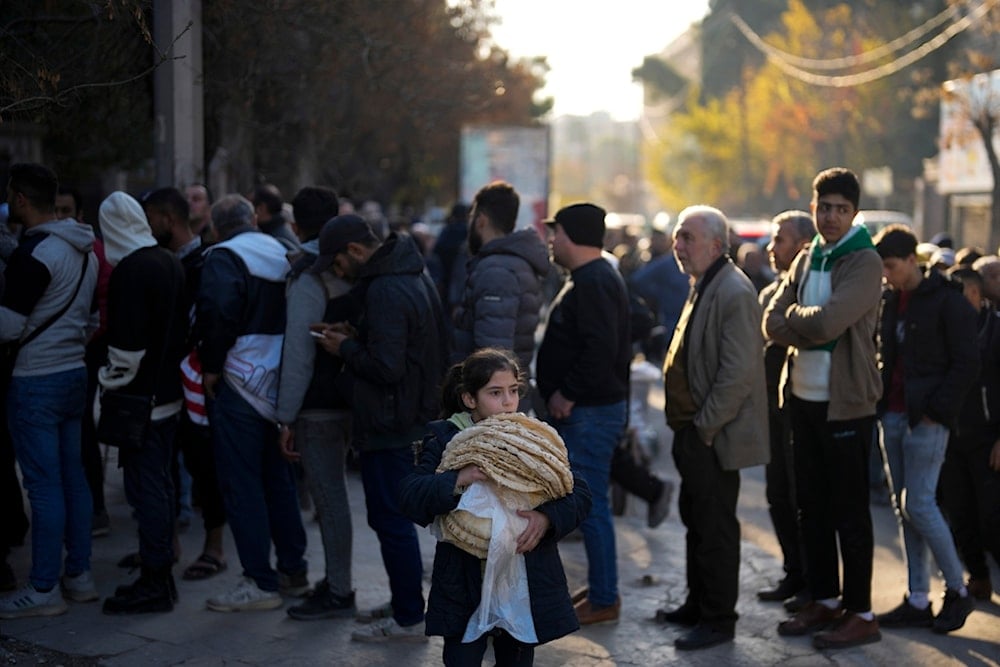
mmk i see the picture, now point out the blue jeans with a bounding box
[209,382,307,591]
[551,400,626,608]
[7,368,92,590]
[359,445,425,626]
[122,415,178,570]
[297,412,353,597]
[880,412,966,593]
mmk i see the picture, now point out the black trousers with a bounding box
[442,630,534,667]
[0,399,28,555]
[122,416,179,569]
[789,397,875,613]
[81,339,107,515]
[672,424,740,625]
[174,413,226,532]
[939,431,1000,580]
[765,407,805,583]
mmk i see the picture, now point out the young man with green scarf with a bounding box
[764,168,884,650]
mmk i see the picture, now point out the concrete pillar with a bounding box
[153,0,204,188]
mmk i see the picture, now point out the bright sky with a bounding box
[490,0,711,120]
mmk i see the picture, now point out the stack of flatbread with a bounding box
[436,413,574,558]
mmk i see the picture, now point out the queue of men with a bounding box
[0,162,997,658]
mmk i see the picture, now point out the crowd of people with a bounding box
[0,162,997,665]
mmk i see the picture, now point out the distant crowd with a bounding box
[0,163,996,665]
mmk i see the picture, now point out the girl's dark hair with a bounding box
[440,348,523,417]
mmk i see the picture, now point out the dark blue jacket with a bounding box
[877,268,979,428]
[399,418,591,643]
[337,233,448,448]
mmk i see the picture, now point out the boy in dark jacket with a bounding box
[873,225,979,634]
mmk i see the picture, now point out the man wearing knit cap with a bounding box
[97,191,187,614]
[536,202,631,625]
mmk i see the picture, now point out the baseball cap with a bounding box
[311,214,377,273]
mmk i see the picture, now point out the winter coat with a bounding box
[452,229,550,372]
[196,228,290,420]
[877,268,979,428]
[337,233,448,448]
[398,418,591,643]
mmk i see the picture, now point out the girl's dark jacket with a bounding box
[399,418,591,643]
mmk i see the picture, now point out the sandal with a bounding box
[182,553,228,581]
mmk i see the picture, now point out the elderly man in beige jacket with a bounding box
[657,205,769,651]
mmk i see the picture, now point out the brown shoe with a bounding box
[574,596,620,625]
[967,577,993,601]
[777,601,842,636]
[812,613,881,649]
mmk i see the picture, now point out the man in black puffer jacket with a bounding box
[452,182,549,389]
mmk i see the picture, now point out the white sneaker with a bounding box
[206,577,282,612]
[355,600,393,623]
[0,584,68,619]
[61,571,99,602]
[351,616,428,643]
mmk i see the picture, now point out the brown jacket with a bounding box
[763,243,882,421]
[676,260,769,470]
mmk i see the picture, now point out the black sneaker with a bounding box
[287,580,356,620]
[876,596,933,628]
[932,589,975,634]
[115,572,177,603]
[104,570,174,615]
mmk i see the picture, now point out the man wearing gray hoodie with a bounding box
[0,163,99,618]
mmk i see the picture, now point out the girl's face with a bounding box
[463,369,520,421]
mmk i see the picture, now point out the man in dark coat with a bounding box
[312,215,447,643]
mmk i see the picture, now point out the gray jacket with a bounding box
[0,219,98,376]
[452,228,549,371]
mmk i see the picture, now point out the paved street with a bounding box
[2,385,999,665]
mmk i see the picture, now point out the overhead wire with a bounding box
[730,4,959,71]
[730,0,999,87]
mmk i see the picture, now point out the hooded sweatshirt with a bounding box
[0,218,98,376]
[97,192,186,419]
[99,191,157,266]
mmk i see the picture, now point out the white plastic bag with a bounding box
[457,482,538,644]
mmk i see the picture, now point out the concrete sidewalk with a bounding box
[2,437,999,665]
